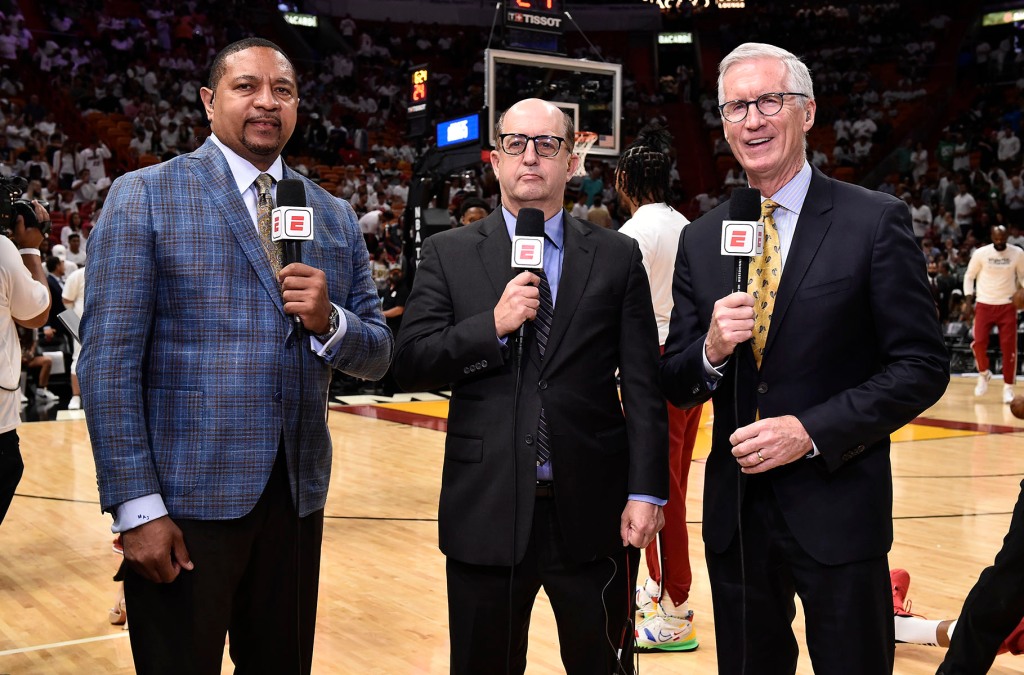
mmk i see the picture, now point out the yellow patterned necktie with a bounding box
[747,199,781,368]
[254,173,282,278]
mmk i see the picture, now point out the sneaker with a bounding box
[975,370,992,396]
[1005,385,1016,404]
[635,578,660,622]
[635,608,699,652]
[112,535,123,556]
[19,392,27,405]
[35,387,59,401]
[67,395,81,410]
[891,568,920,618]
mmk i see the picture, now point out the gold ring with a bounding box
[757,450,765,463]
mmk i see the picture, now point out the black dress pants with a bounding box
[938,479,1024,674]
[0,430,22,525]
[446,491,639,675]
[124,453,324,675]
[706,477,893,675]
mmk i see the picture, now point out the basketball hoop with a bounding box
[571,131,599,177]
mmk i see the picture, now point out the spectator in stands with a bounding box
[458,197,489,226]
[20,326,58,402]
[965,225,1024,403]
[1006,176,1024,226]
[587,195,613,228]
[910,193,933,242]
[77,142,112,191]
[911,141,930,183]
[71,169,98,205]
[955,182,979,238]
[580,164,604,206]
[998,125,1021,170]
[65,233,86,268]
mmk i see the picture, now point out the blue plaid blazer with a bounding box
[80,139,392,519]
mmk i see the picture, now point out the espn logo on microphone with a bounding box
[512,235,545,269]
[720,221,764,256]
[271,207,314,242]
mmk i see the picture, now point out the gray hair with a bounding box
[717,42,814,107]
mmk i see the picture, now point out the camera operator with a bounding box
[0,197,52,526]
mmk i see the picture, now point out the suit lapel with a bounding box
[475,211,516,302]
[187,139,286,317]
[541,213,594,368]
[763,167,834,357]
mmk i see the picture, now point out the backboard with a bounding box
[485,48,622,157]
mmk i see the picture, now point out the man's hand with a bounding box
[494,271,540,337]
[729,415,813,474]
[121,516,194,583]
[705,292,755,366]
[280,263,332,334]
[620,500,665,548]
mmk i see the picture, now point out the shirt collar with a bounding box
[500,206,564,249]
[209,133,284,194]
[764,161,812,216]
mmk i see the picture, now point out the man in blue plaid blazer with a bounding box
[78,38,392,674]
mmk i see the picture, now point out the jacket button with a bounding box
[525,434,534,445]
[274,391,282,402]
[539,380,548,390]
[757,382,768,394]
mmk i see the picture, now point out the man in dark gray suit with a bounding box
[395,98,667,674]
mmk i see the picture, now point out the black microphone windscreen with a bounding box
[729,187,761,222]
[515,208,545,238]
[277,178,306,208]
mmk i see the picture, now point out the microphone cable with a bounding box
[505,325,526,675]
[733,352,748,675]
[294,313,307,675]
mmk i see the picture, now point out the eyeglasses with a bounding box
[498,134,567,158]
[718,92,809,123]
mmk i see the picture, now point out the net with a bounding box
[571,131,599,177]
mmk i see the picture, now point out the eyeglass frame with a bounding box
[497,133,569,157]
[718,92,810,123]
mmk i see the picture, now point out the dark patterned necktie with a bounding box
[535,269,554,467]
[254,173,282,278]
[747,199,781,368]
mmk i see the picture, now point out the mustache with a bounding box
[246,115,281,125]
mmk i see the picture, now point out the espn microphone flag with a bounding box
[721,187,763,293]
[271,208,314,242]
[512,208,546,270]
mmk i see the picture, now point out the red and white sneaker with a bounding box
[112,535,123,556]
[891,568,922,618]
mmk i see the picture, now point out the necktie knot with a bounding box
[761,198,780,222]
[255,173,275,199]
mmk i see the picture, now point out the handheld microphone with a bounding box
[272,179,313,328]
[511,208,545,366]
[720,188,763,293]
[272,179,312,267]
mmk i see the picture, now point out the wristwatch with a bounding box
[316,306,340,342]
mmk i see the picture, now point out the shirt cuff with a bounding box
[112,493,169,533]
[628,493,667,507]
[309,302,348,358]
[702,337,726,390]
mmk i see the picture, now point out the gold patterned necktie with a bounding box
[254,173,282,278]
[747,199,781,368]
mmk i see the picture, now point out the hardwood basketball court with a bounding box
[1,376,1022,673]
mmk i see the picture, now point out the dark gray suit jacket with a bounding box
[394,209,668,566]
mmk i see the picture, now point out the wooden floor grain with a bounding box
[1,377,1023,673]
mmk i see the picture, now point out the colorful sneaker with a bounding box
[635,607,699,652]
[635,578,660,622]
[891,568,919,617]
[112,535,124,556]
[975,370,992,396]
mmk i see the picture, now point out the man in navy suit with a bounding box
[395,98,667,674]
[659,43,949,673]
[80,38,391,673]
